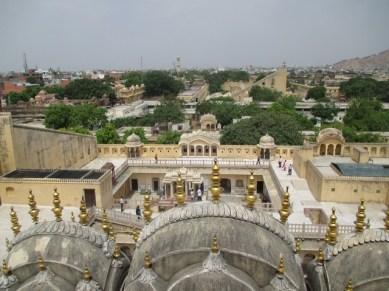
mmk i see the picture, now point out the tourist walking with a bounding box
[190,189,195,201]
[288,164,293,176]
[197,188,202,201]
[119,196,124,213]
[154,154,158,164]
[278,156,282,168]
[256,156,261,165]
[136,205,141,220]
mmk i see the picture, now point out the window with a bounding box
[152,178,160,192]
[236,180,244,187]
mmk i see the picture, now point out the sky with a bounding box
[1,0,389,71]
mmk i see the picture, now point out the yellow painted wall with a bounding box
[0,113,16,175]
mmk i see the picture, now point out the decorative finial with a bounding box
[327,207,338,245]
[144,251,152,269]
[83,267,92,281]
[28,190,40,224]
[175,173,185,206]
[317,248,324,265]
[52,188,63,222]
[384,207,389,231]
[108,224,115,241]
[277,256,285,275]
[38,255,46,272]
[246,171,256,210]
[101,209,109,234]
[143,194,152,224]
[113,243,121,259]
[70,211,75,223]
[10,206,21,236]
[132,229,140,242]
[295,238,301,253]
[210,159,221,202]
[344,279,353,291]
[79,196,88,226]
[211,235,219,253]
[355,199,366,233]
[5,238,11,252]
[2,260,11,276]
[279,188,290,224]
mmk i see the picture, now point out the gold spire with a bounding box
[279,188,290,224]
[295,238,301,253]
[211,235,219,253]
[2,260,11,276]
[277,256,285,275]
[108,224,115,241]
[327,207,338,245]
[5,238,11,252]
[344,279,353,291]
[83,267,92,281]
[246,171,256,210]
[144,251,152,269]
[384,207,389,231]
[10,206,21,236]
[143,194,152,224]
[79,196,89,226]
[132,229,140,242]
[355,199,366,233]
[101,209,110,234]
[317,248,324,265]
[210,159,221,202]
[70,211,75,223]
[51,188,63,222]
[175,173,185,206]
[113,243,121,259]
[28,190,40,224]
[38,255,46,272]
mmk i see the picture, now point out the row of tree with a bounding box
[340,77,389,102]
[203,70,250,93]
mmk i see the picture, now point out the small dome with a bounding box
[38,90,47,95]
[259,133,275,148]
[317,128,345,144]
[200,114,217,124]
[127,133,141,143]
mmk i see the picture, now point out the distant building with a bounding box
[114,82,145,104]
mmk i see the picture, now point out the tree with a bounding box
[196,98,242,126]
[122,128,148,143]
[44,104,73,129]
[311,103,339,123]
[156,130,181,144]
[63,78,114,99]
[69,104,107,130]
[143,71,184,97]
[221,111,304,145]
[96,123,121,144]
[5,85,41,104]
[307,86,326,101]
[340,77,378,99]
[249,86,282,101]
[123,71,143,87]
[204,70,250,93]
[153,101,184,123]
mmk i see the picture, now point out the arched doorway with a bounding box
[220,178,231,194]
[327,144,334,155]
[260,148,270,159]
[319,144,326,156]
[335,144,342,155]
[181,144,188,156]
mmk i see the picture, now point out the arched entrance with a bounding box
[220,178,231,194]
[335,144,342,155]
[260,148,270,159]
[319,144,326,156]
[327,144,334,155]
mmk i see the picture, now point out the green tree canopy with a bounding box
[204,70,250,93]
[340,77,378,99]
[123,71,143,87]
[221,111,304,145]
[96,123,121,144]
[249,86,282,101]
[311,103,339,123]
[63,78,114,99]
[307,86,326,101]
[156,130,181,144]
[153,101,184,123]
[143,71,184,97]
[4,85,41,104]
[44,104,73,129]
[122,128,148,143]
[196,97,243,126]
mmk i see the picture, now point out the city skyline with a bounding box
[1,0,389,71]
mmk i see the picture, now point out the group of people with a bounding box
[190,188,203,201]
[278,156,293,175]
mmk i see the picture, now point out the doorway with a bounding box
[131,179,138,191]
[84,189,96,208]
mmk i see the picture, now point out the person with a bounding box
[288,164,292,176]
[154,154,158,164]
[278,156,282,168]
[197,188,202,201]
[282,159,287,171]
[136,205,141,220]
[190,189,195,201]
[119,196,124,213]
[256,156,261,165]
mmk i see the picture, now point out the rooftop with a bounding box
[2,169,105,180]
[332,163,389,177]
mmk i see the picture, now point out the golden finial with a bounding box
[144,251,152,269]
[5,238,11,252]
[79,196,89,226]
[101,209,110,234]
[277,256,285,275]
[83,267,92,281]
[344,279,353,291]
[70,211,75,223]
[113,243,121,259]
[143,194,152,224]
[317,248,324,265]
[28,190,40,224]
[327,207,338,245]
[279,188,290,224]
[38,255,46,272]
[211,235,219,253]
[355,199,366,233]
[10,206,21,236]
[175,173,185,206]
[2,260,11,276]
[295,238,301,253]
[108,224,115,241]
[384,208,389,231]
[246,171,257,210]
[210,159,221,202]
[52,188,63,222]
[132,229,140,242]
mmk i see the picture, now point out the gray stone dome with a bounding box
[127,133,141,143]
[122,201,305,291]
[259,134,276,149]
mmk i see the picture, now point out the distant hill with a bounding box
[332,49,389,72]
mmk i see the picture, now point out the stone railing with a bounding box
[268,163,285,198]
[287,223,355,239]
[88,207,145,229]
